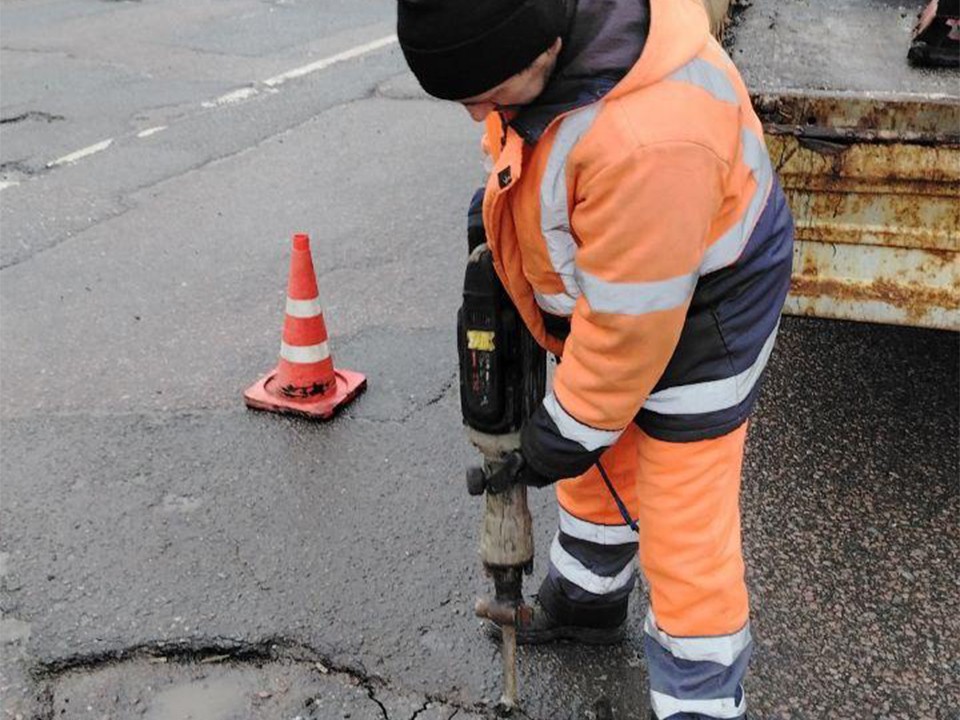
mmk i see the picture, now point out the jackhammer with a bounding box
[457,234,546,711]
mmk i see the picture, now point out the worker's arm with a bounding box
[520,140,727,483]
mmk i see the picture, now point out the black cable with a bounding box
[595,459,639,533]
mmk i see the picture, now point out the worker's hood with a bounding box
[512,0,711,143]
[511,0,649,142]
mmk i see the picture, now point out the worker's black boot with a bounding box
[485,595,626,645]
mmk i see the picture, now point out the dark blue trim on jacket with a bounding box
[637,179,794,443]
[522,401,605,481]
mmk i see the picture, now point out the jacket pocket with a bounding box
[650,302,733,393]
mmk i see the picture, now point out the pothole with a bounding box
[18,642,484,720]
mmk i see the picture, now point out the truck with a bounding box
[709,0,959,331]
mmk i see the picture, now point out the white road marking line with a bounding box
[262,34,398,87]
[201,87,259,109]
[47,138,114,168]
[0,180,20,191]
[137,125,168,138]
[37,34,398,174]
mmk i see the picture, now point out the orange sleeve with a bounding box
[553,141,727,431]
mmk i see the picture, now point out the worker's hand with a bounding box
[514,451,554,488]
[497,450,555,489]
[472,451,554,494]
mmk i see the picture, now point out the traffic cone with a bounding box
[244,233,366,419]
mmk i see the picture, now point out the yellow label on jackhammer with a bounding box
[467,330,496,352]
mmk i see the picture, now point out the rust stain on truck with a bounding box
[753,92,960,330]
[790,275,958,327]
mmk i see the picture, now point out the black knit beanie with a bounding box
[397,0,567,101]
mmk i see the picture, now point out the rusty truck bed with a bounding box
[728,0,959,330]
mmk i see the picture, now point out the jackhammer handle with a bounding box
[466,466,486,496]
[475,597,515,625]
[475,596,534,627]
[466,453,524,497]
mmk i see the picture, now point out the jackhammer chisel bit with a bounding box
[469,471,534,711]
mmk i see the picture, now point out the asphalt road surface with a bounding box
[2,2,958,719]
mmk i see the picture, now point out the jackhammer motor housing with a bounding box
[457,244,545,438]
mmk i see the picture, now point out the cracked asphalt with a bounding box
[46,651,482,720]
[1,2,958,719]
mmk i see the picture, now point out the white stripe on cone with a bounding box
[285,297,323,318]
[280,341,330,364]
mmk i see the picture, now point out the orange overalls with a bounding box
[476,0,794,716]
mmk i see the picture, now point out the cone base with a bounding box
[244,367,367,420]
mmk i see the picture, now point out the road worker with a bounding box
[397,0,794,717]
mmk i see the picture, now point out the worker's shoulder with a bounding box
[580,91,736,168]
[576,57,748,169]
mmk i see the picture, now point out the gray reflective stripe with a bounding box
[644,322,778,415]
[701,130,773,274]
[577,267,698,315]
[556,531,636,576]
[644,609,752,666]
[667,57,738,104]
[543,393,623,451]
[645,633,751,703]
[549,535,635,596]
[280,341,330,364]
[650,689,746,720]
[571,131,770,316]
[286,297,323,318]
[539,105,600,300]
[534,290,577,316]
[559,506,637,545]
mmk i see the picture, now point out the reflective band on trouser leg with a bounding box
[636,423,750,719]
[542,528,637,628]
[558,505,637,546]
[645,608,751,720]
[549,534,636,597]
[542,426,640,627]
